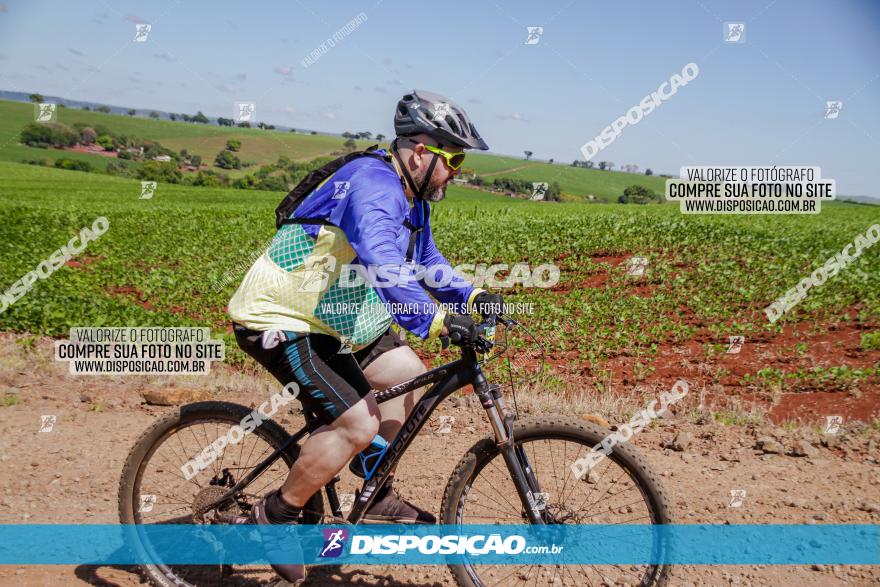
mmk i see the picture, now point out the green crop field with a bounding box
[2,161,878,387]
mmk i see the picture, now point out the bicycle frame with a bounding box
[204,338,548,524]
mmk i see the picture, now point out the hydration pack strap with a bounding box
[402,218,423,264]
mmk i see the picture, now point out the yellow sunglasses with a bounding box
[423,144,466,171]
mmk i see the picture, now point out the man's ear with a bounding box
[409,143,425,169]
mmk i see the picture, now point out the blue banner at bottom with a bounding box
[0,524,877,565]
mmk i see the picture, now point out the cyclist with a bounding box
[228,89,503,582]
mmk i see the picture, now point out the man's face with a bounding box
[411,141,462,202]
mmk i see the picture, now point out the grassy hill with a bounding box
[0,100,351,174]
[0,99,667,202]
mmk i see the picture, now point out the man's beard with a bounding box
[414,170,447,202]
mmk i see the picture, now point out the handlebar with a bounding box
[440,313,517,353]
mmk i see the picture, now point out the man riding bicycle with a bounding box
[228,89,503,582]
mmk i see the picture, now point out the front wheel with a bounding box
[441,415,673,587]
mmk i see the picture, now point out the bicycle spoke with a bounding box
[250,469,289,497]
[154,449,201,488]
[559,441,585,504]
[472,466,521,512]
[214,421,227,474]
[546,438,560,498]
[488,563,531,587]
[173,433,203,488]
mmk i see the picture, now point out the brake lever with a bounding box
[496,315,516,327]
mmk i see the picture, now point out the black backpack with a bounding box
[273,145,423,263]
[274,145,392,229]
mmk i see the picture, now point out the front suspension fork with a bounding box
[476,379,546,524]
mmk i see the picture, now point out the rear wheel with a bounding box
[441,415,673,587]
[117,401,323,587]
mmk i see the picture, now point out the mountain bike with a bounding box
[118,315,673,587]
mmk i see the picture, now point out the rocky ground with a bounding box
[0,333,878,587]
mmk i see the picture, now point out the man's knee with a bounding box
[364,346,427,389]
[333,396,381,451]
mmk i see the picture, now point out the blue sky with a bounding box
[1,0,878,195]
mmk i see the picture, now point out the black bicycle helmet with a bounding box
[394,89,489,150]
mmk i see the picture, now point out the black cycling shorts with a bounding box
[233,325,409,428]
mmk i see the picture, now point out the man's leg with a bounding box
[234,327,380,510]
[233,327,379,582]
[352,330,436,523]
[362,345,428,441]
[280,393,380,507]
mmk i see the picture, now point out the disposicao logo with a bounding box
[319,528,349,558]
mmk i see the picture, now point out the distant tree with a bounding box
[82,105,91,111]
[343,138,357,151]
[20,122,78,148]
[548,158,554,164]
[149,110,160,119]
[192,111,210,124]
[341,131,353,139]
[217,117,234,127]
[524,150,533,160]
[190,154,202,167]
[257,122,275,130]
[97,105,111,113]
[214,150,241,169]
[169,113,177,121]
[598,161,607,171]
[618,184,660,204]
[79,127,97,145]
[137,161,183,183]
[645,168,653,176]
[225,139,241,152]
[127,109,136,116]
[181,114,192,122]
[237,121,251,128]
[606,162,615,171]
[585,160,594,168]
[97,135,114,150]
[310,130,317,135]
[375,133,385,142]
[29,93,44,103]
[289,128,296,133]
[360,131,373,140]
[54,158,93,172]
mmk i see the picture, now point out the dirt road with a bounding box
[0,335,878,586]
